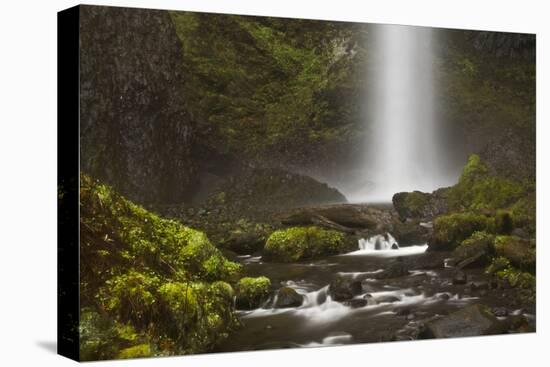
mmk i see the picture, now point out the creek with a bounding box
[216,234,529,352]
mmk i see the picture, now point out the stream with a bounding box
[216,235,532,352]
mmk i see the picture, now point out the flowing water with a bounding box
[345,25,457,203]
[215,236,525,352]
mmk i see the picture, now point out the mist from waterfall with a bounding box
[349,25,456,203]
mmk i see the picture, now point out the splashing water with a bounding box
[345,232,428,256]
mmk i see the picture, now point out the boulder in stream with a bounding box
[274,287,303,308]
[421,304,507,338]
[452,271,467,285]
[329,275,363,301]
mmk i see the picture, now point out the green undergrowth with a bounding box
[79,173,246,360]
[486,257,535,300]
[447,155,530,212]
[430,155,535,251]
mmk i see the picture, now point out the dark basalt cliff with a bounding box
[79,5,195,204]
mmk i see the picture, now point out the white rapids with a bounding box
[344,232,428,256]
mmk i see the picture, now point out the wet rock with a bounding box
[437,293,451,301]
[402,251,448,270]
[274,287,303,308]
[453,231,495,269]
[392,220,431,245]
[492,307,508,317]
[316,289,327,305]
[391,243,399,250]
[344,298,368,308]
[470,281,489,291]
[420,304,506,339]
[502,314,531,333]
[392,189,449,222]
[329,275,363,301]
[375,259,410,279]
[456,252,487,270]
[222,230,265,255]
[396,308,412,316]
[375,295,400,303]
[452,271,467,285]
[280,204,394,231]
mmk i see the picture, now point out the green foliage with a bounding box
[403,191,431,216]
[235,276,272,309]
[494,235,536,273]
[117,344,152,359]
[485,256,512,275]
[509,194,536,235]
[264,226,355,262]
[441,31,535,135]
[169,12,357,164]
[447,155,526,212]
[79,173,243,358]
[486,257,535,291]
[453,231,495,261]
[80,309,152,361]
[495,209,514,234]
[431,212,490,250]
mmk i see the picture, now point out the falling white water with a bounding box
[351,25,455,202]
[358,233,399,250]
[345,233,428,256]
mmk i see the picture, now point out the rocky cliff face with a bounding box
[79,5,195,204]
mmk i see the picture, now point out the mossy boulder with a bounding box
[274,287,304,308]
[447,154,528,212]
[220,221,272,255]
[494,235,536,272]
[79,173,242,358]
[264,226,356,262]
[428,212,490,251]
[392,189,449,221]
[452,231,495,267]
[235,276,272,309]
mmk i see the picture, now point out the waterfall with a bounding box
[351,24,454,202]
[358,233,398,250]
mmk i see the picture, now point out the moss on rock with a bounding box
[264,226,356,262]
[393,191,430,219]
[235,276,272,309]
[447,154,528,212]
[429,212,490,251]
[494,235,536,272]
[453,231,495,264]
[80,173,242,358]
